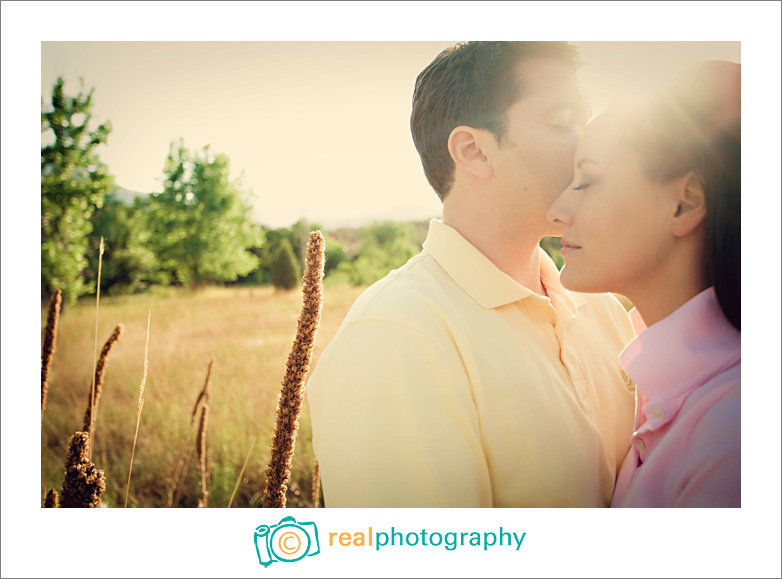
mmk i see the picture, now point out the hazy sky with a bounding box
[40,41,740,228]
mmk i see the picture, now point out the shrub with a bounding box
[271,238,301,290]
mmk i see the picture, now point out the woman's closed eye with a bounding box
[549,108,583,130]
[572,181,592,191]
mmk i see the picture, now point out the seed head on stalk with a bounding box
[44,489,60,508]
[197,403,210,508]
[191,358,214,426]
[83,324,124,434]
[41,289,63,423]
[166,358,214,508]
[60,431,106,508]
[262,231,324,508]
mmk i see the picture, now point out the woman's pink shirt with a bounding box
[612,287,740,507]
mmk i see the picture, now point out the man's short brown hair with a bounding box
[410,41,582,200]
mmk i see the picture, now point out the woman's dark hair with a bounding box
[617,61,740,330]
[700,132,740,331]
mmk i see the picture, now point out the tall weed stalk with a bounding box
[124,310,150,508]
[262,231,324,508]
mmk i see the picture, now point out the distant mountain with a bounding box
[318,205,441,229]
[108,186,149,205]
[108,188,440,230]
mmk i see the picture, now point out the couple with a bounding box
[306,42,740,508]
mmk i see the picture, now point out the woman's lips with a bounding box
[560,239,581,255]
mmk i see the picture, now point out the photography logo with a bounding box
[254,516,321,567]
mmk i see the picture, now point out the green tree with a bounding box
[85,192,165,295]
[323,235,349,278]
[231,222,268,286]
[288,218,320,263]
[145,140,262,286]
[271,237,301,290]
[328,221,420,286]
[249,220,318,286]
[41,77,115,304]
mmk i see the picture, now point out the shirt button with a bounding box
[634,438,646,452]
[651,407,666,421]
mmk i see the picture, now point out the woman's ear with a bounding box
[671,172,707,237]
[447,126,493,181]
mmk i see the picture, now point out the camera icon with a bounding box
[254,516,321,567]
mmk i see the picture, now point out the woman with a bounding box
[547,61,740,507]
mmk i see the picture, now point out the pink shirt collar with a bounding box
[620,287,740,431]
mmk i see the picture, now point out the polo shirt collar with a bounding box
[540,243,587,316]
[620,286,740,431]
[422,219,585,312]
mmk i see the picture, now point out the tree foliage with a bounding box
[144,140,262,286]
[39,76,566,301]
[327,221,421,286]
[271,237,301,290]
[540,236,564,269]
[86,193,165,295]
[323,236,349,278]
[41,77,115,304]
[242,219,316,286]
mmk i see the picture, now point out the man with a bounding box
[306,42,636,507]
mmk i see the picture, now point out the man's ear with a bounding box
[447,126,493,181]
[671,172,707,237]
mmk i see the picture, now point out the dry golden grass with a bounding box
[227,435,258,508]
[311,460,321,508]
[41,283,364,507]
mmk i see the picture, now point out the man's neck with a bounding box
[442,209,547,296]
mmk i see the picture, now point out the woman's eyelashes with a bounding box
[549,108,584,131]
[572,175,597,191]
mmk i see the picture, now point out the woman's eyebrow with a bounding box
[576,157,599,168]
[547,102,588,117]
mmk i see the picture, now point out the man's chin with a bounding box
[544,225,564,239]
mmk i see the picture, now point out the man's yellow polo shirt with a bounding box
[306,219,635,507]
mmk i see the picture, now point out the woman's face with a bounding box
[547,115,680,297]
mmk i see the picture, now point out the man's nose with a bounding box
[547,191,574,228]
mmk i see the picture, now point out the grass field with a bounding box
[40,283,366,508]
